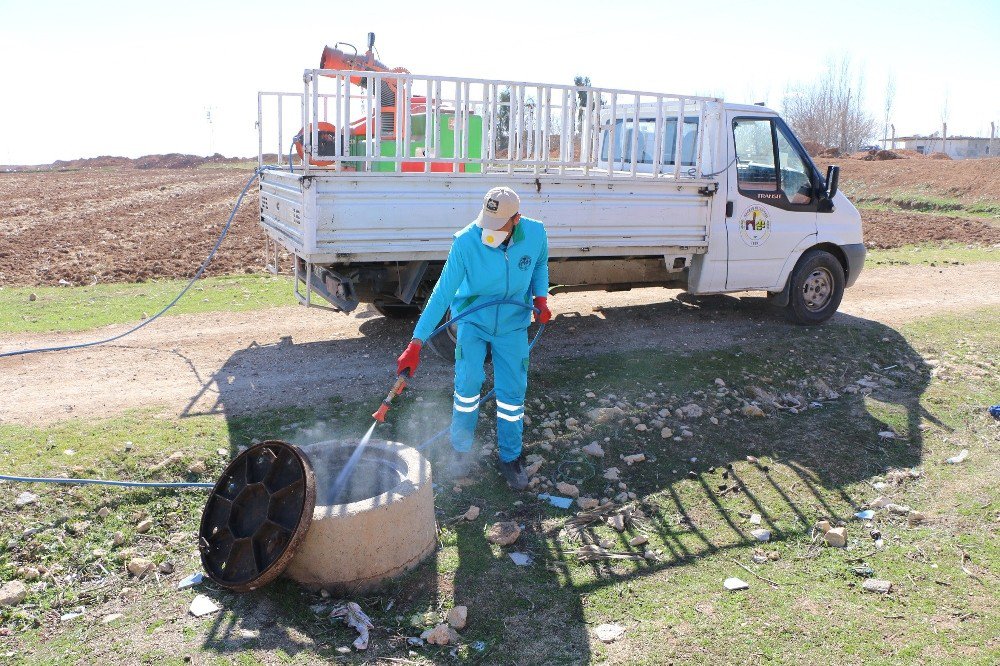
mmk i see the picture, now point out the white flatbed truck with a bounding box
[256,67,865,347]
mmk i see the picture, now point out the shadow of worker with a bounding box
[451,494,592,665]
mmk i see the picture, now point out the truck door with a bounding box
[725,114,818,290]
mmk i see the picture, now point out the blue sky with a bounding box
[1,0,997,164]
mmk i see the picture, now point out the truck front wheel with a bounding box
[785,250,845,325]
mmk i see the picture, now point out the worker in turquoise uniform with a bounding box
[396,186,551,490]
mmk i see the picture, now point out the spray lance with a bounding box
[372,370,409,423]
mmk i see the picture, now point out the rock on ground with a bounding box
[823,527,847,548]
[127,558,155,577]
[556,482,580,498]
[446,605,468,630]
[582,442,605,457]
[422,623,460,645]
[0,581,27,606]
[487,521,521,546]
[862,579,893,594]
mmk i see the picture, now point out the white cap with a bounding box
[475,186,520,230]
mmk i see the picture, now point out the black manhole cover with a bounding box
[199,440,316,592]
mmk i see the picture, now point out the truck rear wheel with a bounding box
[425,310,458,361]
[785,250,845,325]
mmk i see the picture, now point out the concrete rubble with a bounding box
[823,527,848,548]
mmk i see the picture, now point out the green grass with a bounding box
[853,191,1000,220]
[2,308,998,664]
[866,242,1000,267]
[0,274,294,334]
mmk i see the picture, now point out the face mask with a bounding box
[481,227,506,248]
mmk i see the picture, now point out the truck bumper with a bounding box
[841,243,866,287]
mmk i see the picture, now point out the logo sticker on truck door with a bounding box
[739,205,772,247]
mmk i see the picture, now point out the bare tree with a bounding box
[782,58,877,152]
[574,75,595,134]
[882,74,895,148]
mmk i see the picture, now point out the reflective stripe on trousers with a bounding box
[451,322,529,462]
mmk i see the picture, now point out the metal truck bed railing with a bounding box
[257,70,721,180]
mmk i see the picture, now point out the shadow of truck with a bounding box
[182,292,930,663]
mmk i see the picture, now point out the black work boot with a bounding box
[498,455,529,490]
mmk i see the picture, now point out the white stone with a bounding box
[594,623,625,643]
[582,442,605,458]
[602,467,620,482]
[862,579,892,594]
[189,594,221,617]
[14,492,39,507]
[724,577,749,591]
[660,427,673,439]
[750,528,771,542]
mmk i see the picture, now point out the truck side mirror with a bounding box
[825,165,840,199]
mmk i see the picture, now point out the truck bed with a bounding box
[259,170,716,264]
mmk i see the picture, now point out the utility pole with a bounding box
[205,106,216,156]
[991,121,996,158]
[942,122,947,157]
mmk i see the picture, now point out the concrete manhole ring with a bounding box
[283,439,436,594]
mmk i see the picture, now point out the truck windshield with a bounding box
[601,117,698,166]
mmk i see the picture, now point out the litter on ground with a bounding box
[330,601,374,650]
[177,572,204,590]
[946,449,969,464]
[509,552,533,566]
[724,577,750,591]
[538,493,574,509]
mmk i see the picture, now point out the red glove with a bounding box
[397,340,422,376]
[533,296,552,324]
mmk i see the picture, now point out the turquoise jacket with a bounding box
[412,217,549,342]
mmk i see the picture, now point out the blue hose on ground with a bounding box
[0,475,213,489]
[414,300,546,452]
[1,167,274,488]
[0,167,266,359]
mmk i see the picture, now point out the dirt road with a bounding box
[2,262,997,426]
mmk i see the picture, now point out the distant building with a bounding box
[885,135,996,160]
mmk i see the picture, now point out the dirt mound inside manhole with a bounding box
[861,209,1000,249]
